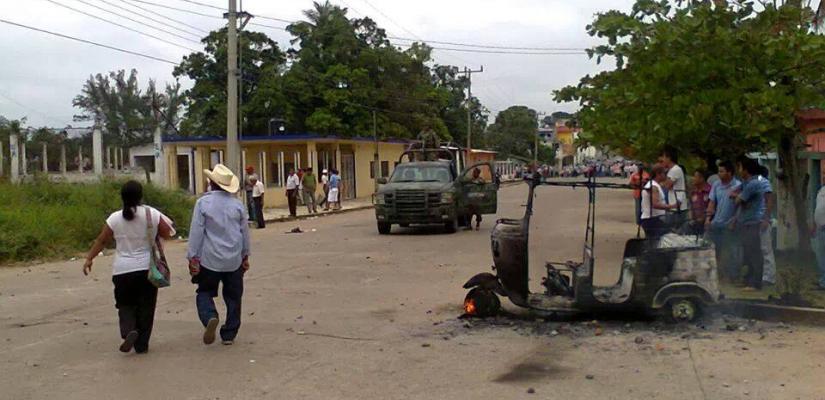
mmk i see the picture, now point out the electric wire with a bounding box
[72,0,202,43]
[93,0,205,38]
[119,0,211,34]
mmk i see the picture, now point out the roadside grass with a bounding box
[0,178,194,264]
[721,253,825,308]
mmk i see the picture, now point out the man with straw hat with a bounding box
[187,164,251,346]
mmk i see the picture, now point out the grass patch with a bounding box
[0,178,194,264]
[721,252,825,308]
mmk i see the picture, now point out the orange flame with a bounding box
[464,298,477,315]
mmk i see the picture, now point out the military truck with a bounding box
[374,146,498,234]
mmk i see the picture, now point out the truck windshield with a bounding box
[390,165,453,183]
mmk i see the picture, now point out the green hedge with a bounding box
[0,179,194,263]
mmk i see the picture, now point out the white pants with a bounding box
[328,188,340,203]
[761,227,776,284]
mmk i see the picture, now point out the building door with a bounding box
[341,152,356,199]
[177,154,190,191]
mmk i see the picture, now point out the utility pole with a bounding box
[463,66,483,153]
[535,111,546,168]
[224,0,240,176]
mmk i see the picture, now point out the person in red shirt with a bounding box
[690,169,712,235]
[629,164,650,225]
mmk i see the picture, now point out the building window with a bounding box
[370,161,376,179]
[134,155,155,172]
[381,161,389,177]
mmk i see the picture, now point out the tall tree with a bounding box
[555,0,825,249]
[485,106,541,161]
[174,28,286,136]
[73,69,183,147]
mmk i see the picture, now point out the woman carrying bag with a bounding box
[83,181,175,354]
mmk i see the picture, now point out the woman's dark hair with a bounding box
[121,180,143,221]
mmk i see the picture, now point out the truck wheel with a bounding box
[377,222,391,234]
[444,216,458,233]
[666,298,701,323]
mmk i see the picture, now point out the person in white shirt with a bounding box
[813,184,825,290]
[82,181,175,354]
[320,169,330,210]
[285,168,300,217]
[641,164,680,239]
[251,175,265,229]
[658,146,688,227]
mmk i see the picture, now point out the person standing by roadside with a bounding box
[705,161,742,283]
[328,169,341,210]
[285,168,300,217]
[812,183,825,290]
[244,166,258,223]
[251,175,265,229]
[689,169,712,236]
[757,166,776,286]
[640,165,680,240]
[732,158,767,291]
[658,146,689,227]
[187,164,250,346]
[296,168,305,207]
[320,169,330,211]
[465,167,486,231]
[83,181,175,353]
[302,167,318,214]
[629,163,650,225]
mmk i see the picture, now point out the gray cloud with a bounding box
[0,0,634,128]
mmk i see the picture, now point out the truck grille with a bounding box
[386,190,440,216]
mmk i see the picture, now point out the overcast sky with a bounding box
[0,0,634,129]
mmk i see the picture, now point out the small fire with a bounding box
[464,298,477,315]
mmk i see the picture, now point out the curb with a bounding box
[262,204,375,224]
[719,300,825,327]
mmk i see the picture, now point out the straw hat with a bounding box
[204,164,240,193]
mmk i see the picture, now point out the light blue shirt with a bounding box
[329,174,341,189]
[187,191,250,272]
[737,177,766,226]
[757,175,773,217]
[710,178,741,228]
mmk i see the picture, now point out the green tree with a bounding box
[555,0,825,248]
[174,28,286,136]
[486,106,540,161]
[73,69,183,147]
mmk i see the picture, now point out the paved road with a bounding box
[1,183,823,400]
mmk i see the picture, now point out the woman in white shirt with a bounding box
[83,181,174,354]
[641,165,679,240]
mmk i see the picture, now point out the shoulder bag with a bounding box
[145,207,171,288]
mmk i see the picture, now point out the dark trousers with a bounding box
[245,190,255,222]
[468,204,482,226]
[286,189,298,216]
[195,267,244,342]
[112,270,158,352]
[253,196,265,229]
[641,217,666,240]
[740,224,764,288]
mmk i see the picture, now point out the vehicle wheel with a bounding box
[444,216,458,233]
[463,288,501,317]
[666,298,701,323]
[377,222,391,235]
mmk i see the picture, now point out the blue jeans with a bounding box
[812,230,825,289]
[195,266,244,341]
[708,225,742,281]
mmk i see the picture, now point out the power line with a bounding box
[44,0,199,51]
[0,19,179,64]
[72,0,202,43]
[93,0,205,38]
[125,0,223,19]
[388,36,587,52]
[174,0,224,11]
[394,43,586,55]
[119,0,211,34]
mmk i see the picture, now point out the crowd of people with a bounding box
[630,146,782,292]
[243,165,343,229]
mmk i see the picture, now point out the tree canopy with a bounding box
[555,0,825,247]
